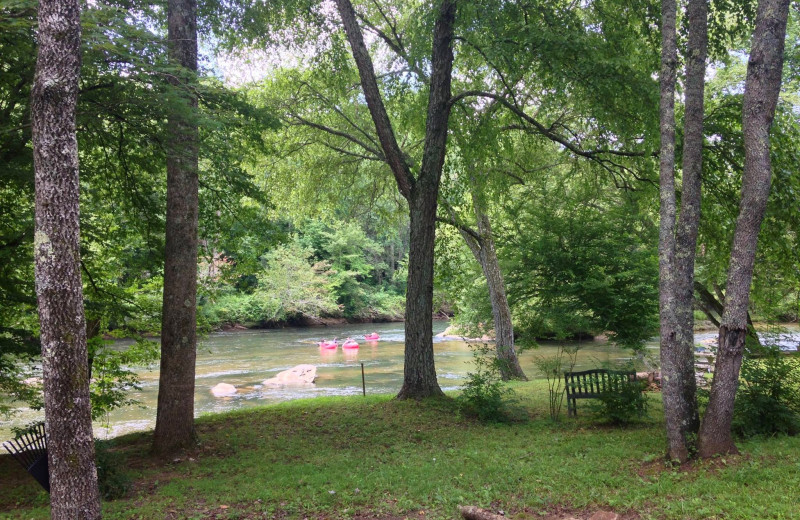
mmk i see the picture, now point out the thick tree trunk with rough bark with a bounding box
[658,0,706,463]
[153,0,200,455]
[697,0,790,458]
[336,0,456,399]
[401,183,445,398]
[31,0,102,515]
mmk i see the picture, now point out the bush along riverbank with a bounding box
[194,227,416,332]
[2,382,799,519]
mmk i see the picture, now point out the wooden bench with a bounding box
[2,423,49,492]
[564,369,638,417]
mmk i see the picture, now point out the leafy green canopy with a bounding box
[0,0,277,416]
[200,220,407,327]
[697,20,800,323]
[503,173,659,348]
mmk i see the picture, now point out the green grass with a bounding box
[1,382,799,519]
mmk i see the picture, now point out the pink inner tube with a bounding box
[342,341,359,349]
[364,333,380,340]
[318,341,337,349]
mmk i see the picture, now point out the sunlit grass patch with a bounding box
[1,383,798,519]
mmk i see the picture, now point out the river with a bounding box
[1,322,636,440]
[2,322,797,440]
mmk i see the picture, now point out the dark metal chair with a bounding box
[3,423,50,492]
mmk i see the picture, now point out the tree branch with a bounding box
[357,8,428,81]
[454,90,651,159]
[296,80,382,151]
[417,0,457,193]
[336,0,414,200]
[288,113,385,160]
[436,215,481,243]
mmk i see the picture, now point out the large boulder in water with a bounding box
[211,383,238,397]
[263,364,317,386]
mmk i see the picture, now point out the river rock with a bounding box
[589,512,619,520]
[436,324,494,342]
[636,371,661,383]
[211,383,238,397]
[263,364,317,386]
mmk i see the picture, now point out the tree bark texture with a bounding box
[458,195,526,381]
[336,0,457,399]
[658,0,702,464]
[402,184,445,398]
[398,0,456,399]
[31,0,102,516]
[697,0,790,459]
[153,0,200,455]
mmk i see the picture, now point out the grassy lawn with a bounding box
[1,381,799,519]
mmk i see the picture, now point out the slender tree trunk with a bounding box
[153,0,199,455]
[697,0,790,458]
[31,0,101,515]
[658,0,707,463]
[456,195,526,380]
[336,0,456,399]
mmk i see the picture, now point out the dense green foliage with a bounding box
[733,349,800,437]
[589,376,650,425]
[505,184,660,348]
[199,220,408,327]
[2,0,800,486]
[438,165,661,348]
[457,344,522,423]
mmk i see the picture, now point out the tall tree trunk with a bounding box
[454,194,526,381]
[657,0,684,462]
[336,0,457,399]
[153,0,200,455]
[31,0,101,515]
[401,183,445,398]
[658,0,707,463]
[697,0,791,458]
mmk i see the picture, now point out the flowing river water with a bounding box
[2,322,797,440]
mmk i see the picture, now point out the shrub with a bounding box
[458,343,521,423]
[533,344,579,421]
[588,368,649,425]
[365,290,405,320]
[733,347,800,438]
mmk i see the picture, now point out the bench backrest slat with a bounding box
[565,369,636,398]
